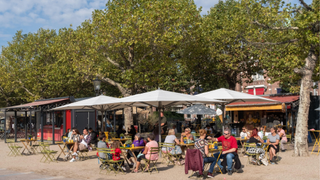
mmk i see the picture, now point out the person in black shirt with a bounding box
[88,128,98,146]
[128,125,137,141]
[247,128,267,165]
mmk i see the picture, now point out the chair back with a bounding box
[159,142,174,152]
[97,148,112,160]
[148,147,159,160]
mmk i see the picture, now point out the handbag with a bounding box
[169,145,182,155]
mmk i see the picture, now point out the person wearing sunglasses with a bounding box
[207,128,242,175]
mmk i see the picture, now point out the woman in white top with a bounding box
[264,127,271,137]
[240,127,250,138]
[162,129,180,152]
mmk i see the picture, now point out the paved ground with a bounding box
[0,168,73,180]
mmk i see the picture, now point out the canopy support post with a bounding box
[14,111,17,142]
[52,111,55,144]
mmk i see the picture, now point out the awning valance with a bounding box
[226,103,285,112]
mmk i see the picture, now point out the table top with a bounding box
[120,146,145,150]
[309,130,320,132]
[235,137,248,141]
[56,141,75,145]
[20,139,37,142]
[179,143,194,146]
[112,138,130,141]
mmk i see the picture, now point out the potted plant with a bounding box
[263,136,268,143]
[120,133,124,139]
[231,134,236,137]
[28,135,32,140]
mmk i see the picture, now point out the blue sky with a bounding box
[0,0,312,49]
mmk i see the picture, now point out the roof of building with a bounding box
[226,95,299,107]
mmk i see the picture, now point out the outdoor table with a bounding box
[56,141,75,160]
[20,139,37,155]
[112,138,130,146]
[120,146,145,170]
[235,137,248,155]
[309,130,320,155]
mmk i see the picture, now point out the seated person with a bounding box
[111,141,126,171]
[127,133,145,165]
[195,129,215,178]
[68,128,80,160]
[267,127,280,163]
[134,133,159,173]
[97,134,109,159]
[247,128,267,165]
[162,129,182,158]
[180,128,194,143]
[70,128,91,162]
[208,129,242,175]
[128,125,137,141]
[277,126,287,152]
[264,127,271,137]
[89,127,98,147]
[62,129,71,140]
[240,127,249,139]
[205,125,213,135]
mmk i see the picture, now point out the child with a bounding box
[111,141,126,171]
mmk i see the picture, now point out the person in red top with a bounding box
[208,128,238,175]
[111,141,126,171]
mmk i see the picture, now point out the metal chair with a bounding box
[7,140,22,157]
[142,147,160,174]
[39,142,57,163]
[97,148,125,175]
[244,143,261,166]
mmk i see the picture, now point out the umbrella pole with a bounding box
[113,110,116,133]
[88,111,90,129]
[158,102,162,157]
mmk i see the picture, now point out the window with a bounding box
[252,70,264,81]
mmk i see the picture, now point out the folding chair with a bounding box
[78,149,89,161]
[160,142,182,166]
[98,148,125,175]
[7,140,22,157]
[142,147,160,174]
[244,143,261,166]
[39,142,57,163]
[97,148,111,174]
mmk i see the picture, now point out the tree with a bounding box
[188,0,262,91]
[242,0,319,156]
[62,0,202,130]
[0,29,96,107]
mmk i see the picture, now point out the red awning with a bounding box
[6,98,70,109]
[227,95,299,107]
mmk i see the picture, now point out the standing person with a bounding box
[106,120,113,132]
[194,129,215,178]
[277,126,287,152]
[267,127,280,164]
[208,129,243,175]
[67,128,72,138]
[128,125,137,141]
[97,119,101,132]
[116,124,125,138]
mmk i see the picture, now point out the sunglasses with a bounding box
[224,133,229,135]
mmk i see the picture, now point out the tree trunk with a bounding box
[124,107,133,133]
[293,47,317,157]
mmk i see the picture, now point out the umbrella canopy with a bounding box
[177,104,216,115]
[315,107,320,111]
[196,88,277,103]
[95,89,225,108]
[52,95,121,111]
[94,89,224,147]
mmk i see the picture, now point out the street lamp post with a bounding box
[93,77,102,96]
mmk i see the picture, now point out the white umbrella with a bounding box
[53,95,121,131]
[177,104,216,115]
[196,88,277,126]
[95,89,225,143]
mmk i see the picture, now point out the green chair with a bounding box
[244,143,261,166]
[39,142,57,163]
[97,148,125,175]
[142,147,160,174]
[78,149,89,161]
[7,140,22,157]
[160,142,182,166]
